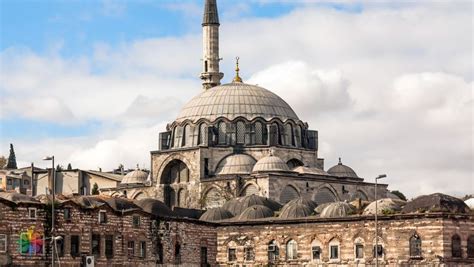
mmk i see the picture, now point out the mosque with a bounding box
[105,0,389,210]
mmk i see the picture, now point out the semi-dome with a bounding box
[292,166,328,176]
[363,198,405,215]
[121,167,148,184]
[320,202,355,218]
[253,155,290,173]
[175,82,299,123]
[215,154,256,175]
[238,205,274,220]
[327,158,358,178]
[200,207,234,221]
[279,202,313,219]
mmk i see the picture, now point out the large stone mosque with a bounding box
[107,0,388,210]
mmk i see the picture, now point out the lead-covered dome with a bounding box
[215,154,256,175]
[253,155,290,173]
[121,167,148,184]
[176,82,299,123]
[327,158,358,178]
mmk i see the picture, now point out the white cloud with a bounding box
[1,2,472,198]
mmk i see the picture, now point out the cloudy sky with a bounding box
[0,0,472,198]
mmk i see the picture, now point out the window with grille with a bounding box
[0,234,6,252]
[128,241,135,258]
[99,211,107,224]
[285,124,294,146]
[409,234,422,258]
[330,245,339,259]
[105,235,114,259]
[140,241,146,258]
[28,208,37,219]
[199,123,207,145]
[312,188,337,204]
[91,234,100,256]
[244,247,255,261]
[286,240,297,260]
[218,122,226,145]
[236,121,245,144]
[70,235,80,257]
[312,246,321,260]
[132,215,141,228]
[228,248,237,262]
[268,240,279,262]
[254,122,262,144]
[355,244,364,258]
[452,234,462,258]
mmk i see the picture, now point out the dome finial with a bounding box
[338,157,342,165]
[233,56,243,83]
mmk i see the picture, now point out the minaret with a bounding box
[200,0,223,90]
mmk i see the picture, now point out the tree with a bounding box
[0,156,6,169]
[391,190,407,201]
[91,183,99,195]
[6,143,17,169]
[56,165,63,171]
[67,163,72,170]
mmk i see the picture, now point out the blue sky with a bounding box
[0,0,471,197]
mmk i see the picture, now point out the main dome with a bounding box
[175,82,299,123]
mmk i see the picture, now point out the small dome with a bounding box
[215,154,256,175]
[279,202,313,219]
[292,166,328,176]
[465,198,474,210]
[222,195,281,216]
[135,198,175,217]
[402,193,470,214]
[327,158,358,178]
[176,82,299,123]
[238,205,274,220]
[287,197,318,211]
[363,198,406,215]
[320,202,355,218]
[253,155,290,173]
[200,207,234,221]
[121,167,148,184]
[314,202,332,214]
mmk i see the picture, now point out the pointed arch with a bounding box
[279,184,300,204]
[203,187,225,209]
[240,183,259,196]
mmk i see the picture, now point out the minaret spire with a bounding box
[200,0,224,90]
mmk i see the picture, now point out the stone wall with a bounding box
[215,214,474,266]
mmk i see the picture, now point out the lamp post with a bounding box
[43,156,55,267]
[374,174,386,267]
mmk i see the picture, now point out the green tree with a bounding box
[391,190,407,201]
[6,143,17,169]
[91,183,99,195]
[67,163,72,170]
[0,156,6,169]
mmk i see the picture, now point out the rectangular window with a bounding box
[28,208,37,219]
[355,244,364,259]
[132,215,141,228]
[127,241,135,258]
[70,235,80,257]
[228,248,237,262]
[244,247,255,261]
[174,243,181,264]
[99,211,107,224]
[56,235,65,257]
[64,208,71,221]
[23,179,29,185]
[140,241,146,258]
[200,247,208,264]
[204,158,209,177]
[91,234,100,256]
[330,245,339,259]
[312,246,321,260]
[373,245,383,257]
[0,234,7,252]
[105,235,114,259]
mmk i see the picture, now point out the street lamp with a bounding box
[43,156,55,267]
[374,174,386,267]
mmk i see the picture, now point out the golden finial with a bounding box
[233,56,242,83]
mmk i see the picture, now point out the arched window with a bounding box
[199,123,207,145]
[236,121,245,144]
[184,124,192,147]
[254,122,264,145]
[164,186,175,208]
[311,239,322,261]
[268,240,279,263]
[287,159,304,169]
[329,239,340,260]
[241,184,258,196]
[285,124,294,146]
[227,241,237,262]
[373,237,384,258]
[352,190,368,201]
[173,126,183,148]
[409,234,422,258]
[312,187,337,204]
[286,239,297,260]
[177,189,186,207]
[160,160,189,184]
[295,125,302,147]
[467,235,474,258]
[279,185,299,204]
[203,187,225,208]
[269,122,281,145]
[452,234,462,258]
[218,122,227,145]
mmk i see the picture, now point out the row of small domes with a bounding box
[216,154,358,178]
